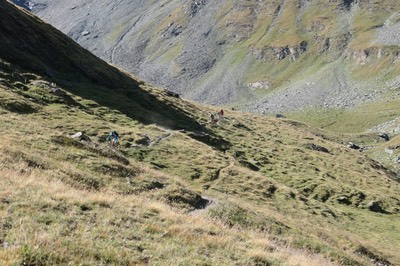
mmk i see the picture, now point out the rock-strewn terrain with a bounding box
[14,1,400,117]
[2,1,400,264]
[27,0,400,113]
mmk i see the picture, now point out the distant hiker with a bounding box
[210,113,217,125]
[218,109,224,120]
[107,131,120,146]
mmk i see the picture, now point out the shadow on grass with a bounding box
[0,1,230,150]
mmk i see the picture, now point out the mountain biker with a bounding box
[107,131,119,146]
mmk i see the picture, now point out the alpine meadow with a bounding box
[1,1,400,265]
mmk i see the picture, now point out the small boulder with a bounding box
[337,196,352,205]
[385,148,394,156]
[379,133,390,141]
[81,31,90,36]
[348,142,361,150]
[70,132,91,142]
[367,201,385,213]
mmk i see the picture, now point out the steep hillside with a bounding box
[27,0,400,125]
[1,1,400,265]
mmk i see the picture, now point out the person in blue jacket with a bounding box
[107,131,119,146]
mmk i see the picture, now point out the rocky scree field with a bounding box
[1,1,400,265]
[25,0,400,126]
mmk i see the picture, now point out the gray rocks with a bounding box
[374,14,400,46]
[337,196,352,205]
[347,142,362,150]
[31,0,400,115]
[71,132,92,142]
[367,201,385,213]
[189,0,207,17]
[379,133,390,141]
[385,148,394,156]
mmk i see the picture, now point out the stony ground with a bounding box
[26,0,400,117]
[2,1,400,264]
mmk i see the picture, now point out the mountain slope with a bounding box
[1,1,400,265]
[28,0,400,119]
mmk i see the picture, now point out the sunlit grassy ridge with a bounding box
[1,1,400,265]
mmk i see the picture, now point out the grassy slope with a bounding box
[288,88,400,134]
[1,1,400,265]
[1,62,400,265]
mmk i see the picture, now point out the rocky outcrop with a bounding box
[188,0,207,17]
[29,0,400,112]
[251,41,308,61]
[346,46,398,65]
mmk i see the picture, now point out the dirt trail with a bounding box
[149,129,174,147]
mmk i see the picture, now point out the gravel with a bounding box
[29,0,400,116]
[244,61,387,114]
[374,13,400,46]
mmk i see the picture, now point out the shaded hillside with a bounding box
[29,0,400,119]
[1,1,400,265]
[10,0,31,10]
[1,0,211,133]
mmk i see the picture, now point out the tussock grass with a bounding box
[0,166,340,265]
[1,1,400,263]
[2,70,390,264]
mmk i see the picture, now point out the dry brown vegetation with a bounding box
[1,1,400,264]
[1,62,399,265]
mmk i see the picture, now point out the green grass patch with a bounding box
[288,94,400,133]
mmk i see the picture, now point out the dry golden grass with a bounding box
[0,163,342,265]
[1,34,399,264]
